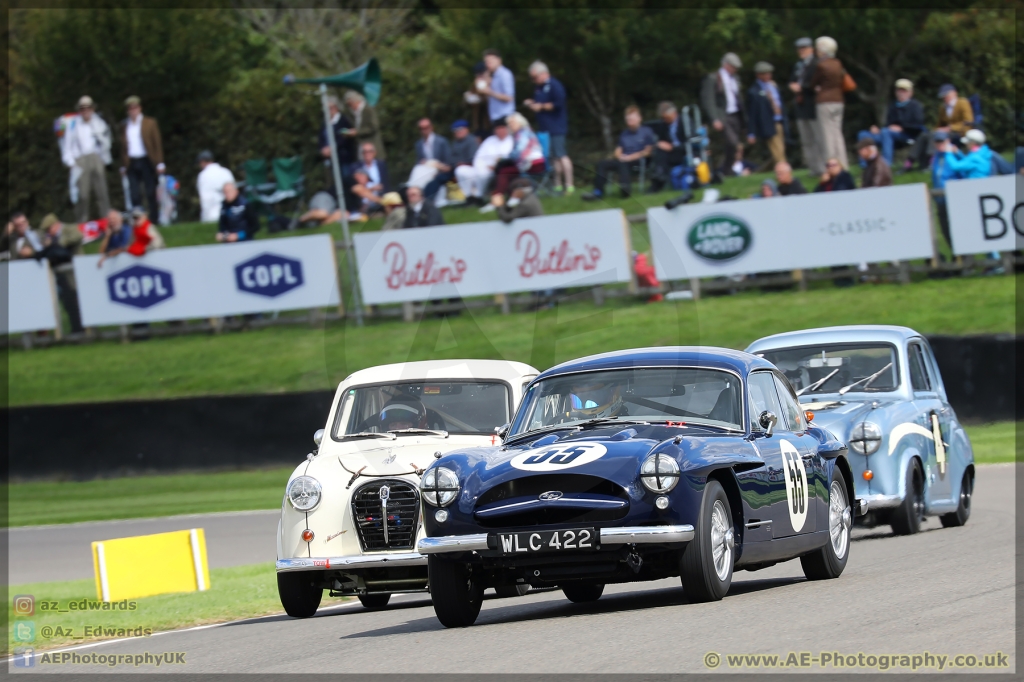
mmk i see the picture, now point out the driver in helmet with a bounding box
[566,379,626,420]
[377,394,427,431]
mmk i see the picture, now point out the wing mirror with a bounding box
[495,423,510,440]
[313,429,324,447]
[758,411,778,437]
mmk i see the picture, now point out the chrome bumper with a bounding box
[860,494,902,510]
[276,552,426,573]
[417,525,695,555]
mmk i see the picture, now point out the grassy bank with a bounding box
[7,562,346,652]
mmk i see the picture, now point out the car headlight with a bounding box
[640,453,680,493]
[287,476,322,511]
[849,422,882,455]
[421,467,460,507]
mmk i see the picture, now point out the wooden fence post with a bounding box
[689,277,702,301]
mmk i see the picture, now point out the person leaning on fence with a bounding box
[379,192,406,231]
[96,210,131,267]
[814,157,855,192]
[119,96,165,219]
[492,177,543,223]
[809,37,849,170]
[746,62,788,169]
[701,52,746,173]
[6,212,42,259]
[196,150,236,223]
[403,185,445,228]
[125,207,165,255]
[36,213,85,333]
[582,105,656,201]
[857,137,892,188]
[217,183,259,242]
[524,60,574,194]
[789,37,823,174]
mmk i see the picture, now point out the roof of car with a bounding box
[342,359,539,387]
[536,346,772,380]
[745,325,923,353]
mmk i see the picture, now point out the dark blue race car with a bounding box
[417,347,864,627]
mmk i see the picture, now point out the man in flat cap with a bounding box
[746,61,788,169]
[118,95,166,221]
[858,79,927,169]
[701,52,746,173]
[789,37,822,174]
[857,136,892,188]
[61,96,113,223]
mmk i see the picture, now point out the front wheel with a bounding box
[428,556,484,628]
[277,572,323,618]
[801,469,852,580]
[358,593,391,609]
[940,469,973,527]
[680,479,733,602]
[891,460,924,535]
[561,583,604,603]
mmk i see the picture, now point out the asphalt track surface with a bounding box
[10,464,1017,675]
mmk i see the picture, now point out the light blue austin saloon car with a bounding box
[746,326,974,535]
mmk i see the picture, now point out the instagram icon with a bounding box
[13,594,35,616]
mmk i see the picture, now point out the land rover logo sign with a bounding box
[687,214,752,262]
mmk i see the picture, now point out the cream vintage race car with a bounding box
[276,359,539,617]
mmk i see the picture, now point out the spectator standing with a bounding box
[63,96,112,223]
[582,106,656,200]
[493,177,544,223]
[217,183,259,242]
[196,150,236,223]
[774,162,808,195]
[36,213,84,333]
[479,49,515,123]
[96,210,131,266]
[343,91,386,161]
[318,95,356,181]
[408,118,454,201]
[789,37,822,174]
[379,192,406,231]
[935,84,975,140]
[814,157,855,192]
[857,137,893,187]
[746,62,788,168]
[356,143,389,196]
[942,129,993,179]
[455,119,513,205]
[524,61,574,194]
[929,131,956,253]
[492,113,545,198]
[701,53,745,172]
[858,79,926,168]
[650,102,687,192]
[809,37,849,169]
[119,96,165,219]
[403,185,445,228]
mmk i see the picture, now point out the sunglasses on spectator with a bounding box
[826,161,840,167]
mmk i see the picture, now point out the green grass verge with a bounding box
[7,562,345,651]
[9,274,1016,407]
[965,421,1019,464]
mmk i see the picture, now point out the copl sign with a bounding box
[234,253,304,297]
[107,265,174,309]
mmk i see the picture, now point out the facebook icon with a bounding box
[13,648,36,668]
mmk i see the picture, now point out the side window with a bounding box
[908,343,932,392]
[773,374,806,431]
[748,372,783,431]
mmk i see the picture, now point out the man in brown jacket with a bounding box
[935,84,974,139]
[857,137,892,188]
[118,95,165,220]
[809,36,849,169]
[343,91,386,161]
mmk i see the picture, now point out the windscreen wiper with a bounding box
[838,362,893,395]
[797,368,840,396]
[340,431,397,440]
[388,428,449,438]
[574,417,650,429]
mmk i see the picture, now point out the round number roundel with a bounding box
[510,442,608,472]
[780,439,809,532]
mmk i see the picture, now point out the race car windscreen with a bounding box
[333,381,510,437]
[757,343,900,395]
[509,367,742,435]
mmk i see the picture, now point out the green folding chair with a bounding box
[240,159,276,200]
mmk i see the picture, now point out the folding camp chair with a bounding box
[239,159,276,200]
[530,131,557,196]
[245,156,307,230]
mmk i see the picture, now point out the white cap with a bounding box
[961,129,986,146]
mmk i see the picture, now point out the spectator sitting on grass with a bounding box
[403,185,445,228]
[490,112,545,200]
[409,118,453,202]
[349,168,384,219]
[752,179,779,198]
[455,118,513,206]
[935,84,974,140]
[774,162,807,195]
[582,105,656,201]
[857,137,892,188]
[300,187,342,227]
[96,210,131,266]
[942,129,993,179]
[217,183,259,242]
[814,157,855,192]
[492,177,543,223]
[355,142,389,196]
[380,192,406,231]
[450,120,479,170]
[857,79,926,168]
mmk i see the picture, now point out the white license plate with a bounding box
[491,528,598,554]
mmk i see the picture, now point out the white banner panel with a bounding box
[73,233,340,326]
[353,210,633,305]
[3,259,59,334]
[945,175,1023,255]
[647,183,935,280]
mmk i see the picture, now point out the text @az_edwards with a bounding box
[703,650,1011,671]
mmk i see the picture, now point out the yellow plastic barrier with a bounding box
[92,528,211,602]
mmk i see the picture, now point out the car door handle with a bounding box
[801,454,816,460]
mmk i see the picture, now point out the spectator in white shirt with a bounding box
[454,119,513,205]
[195,150,236,223]
[479,49,516,123]
[62,96,112,223]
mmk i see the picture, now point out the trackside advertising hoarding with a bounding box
[945,175,1023,256]
[3,259,59,334]
[647,183,935,280]
[73,233,340,326]
[353,209,634,305]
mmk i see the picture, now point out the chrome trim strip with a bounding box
[417,534,490,554]
[600,525,694,544]
[475,497,627,517]
[744,519,771,528]
[860,493,901,509]
[276,552,426,572]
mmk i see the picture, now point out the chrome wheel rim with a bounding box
[710,499,733,581]
[912,471,924,520]
[960,474,972,511]
[829,480,851,559]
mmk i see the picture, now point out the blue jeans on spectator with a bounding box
[857,128,916,165]
[424,170,454,200]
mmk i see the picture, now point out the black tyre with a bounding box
[428,556,484,628]
[801,469,852,580]
[277,572,323,618]
[680,479,733,602]
[561,583,604,603]
[940,469,973,528]
[891,460,924,535]
[358,593,391,609]
[494,584,530,598]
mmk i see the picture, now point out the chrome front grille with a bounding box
[351,479,420,551]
